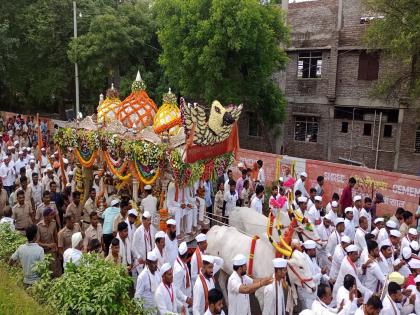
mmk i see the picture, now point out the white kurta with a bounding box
[166,182,185,236]
[359,208,372,232]
[352,207,362,228]
[151,246,168,269]
[228,271,253,315]
[193,275,216,315]
[294,178,309,197]
[262,278,285,315]
[140,194,158,216]
[401,235,411,249]
[173,257,191,308]
[354,227,367,251]
[250,196,263,214]
[132,225,156,271]
[224,191,238,217]
[116,234,132,266]
[344,219,355,239]
[376,228,389,244]
[362,260,386,293]
[329,244,347,280]
[155,282,179,315]
[380,295,400,315]
[317,224,332,270]
[165,234,179,267]
[191,248,204,285]
[326,230,341,259]
[312,298,357,315]
[134,267,161,309]
[307,206,321,225]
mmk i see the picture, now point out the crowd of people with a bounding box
[1,113,420,315]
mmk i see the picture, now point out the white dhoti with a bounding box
[196,196,205,223]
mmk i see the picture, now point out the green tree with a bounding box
[364,0,420,100]
[154,0,289,151]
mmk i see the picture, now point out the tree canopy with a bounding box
[154,0,289,148]
[364,0,420,101]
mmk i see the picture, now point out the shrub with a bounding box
[0,223,26,261]
[33,253,153,315]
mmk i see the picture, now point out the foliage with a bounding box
[363,0,420,100]
[0,223,26,261]
[32,253,152,315]
[154,0,289,149]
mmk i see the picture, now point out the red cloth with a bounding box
[340,185,353,210]
[406,274,415,288]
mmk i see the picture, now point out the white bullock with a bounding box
[229,206,320,244]
[206,225,315,312]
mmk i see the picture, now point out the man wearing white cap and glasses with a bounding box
[344,207,356,239]
[326,218,345,260]
[402,228,418,250]
[165,219,179,267]
[352,195,363,228]
[294,171,309,198]
[307,195,323,226]
[262,258,288,315]
[299,240,330,309]
[140,185,157,217]
[155,263,186,315]
[227,254,273,315]
[329,235,351,282]
[333,244,373,302]
[173,242,193,312]
[132,211,157,273]
[192,254,224,315]
[135,250,161,310]
[191,233,207,286]
[152,231,168,268]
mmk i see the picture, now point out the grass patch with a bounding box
[0,264,51,315]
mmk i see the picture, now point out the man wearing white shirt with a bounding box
[173,242,193,312]
[354,295,383,315]
[0,154,16,195]
[311,283,358,315]
[407,275,420,315]
[344,207,356,239]
[165,219,179,267]
[132,211,156,273]
[116,221,132,269]
[299,240,330,309]
[381,282,415,315]
[14,151,27,174]
[166,181,187,238]
[227,254,272,315]
[372,217,385,238]
[204,288,225,315]
[317,216,333,271]
[25,160,39,184]
[352,195,363,228]
[152,231,168,269]
[134,251,161,310]
[329,235,351,281]
[401,228,418,250]
[140,185,158,217]
[256,160,265,188]
[294,172,309,198]
[223,170,234,193]
[262,258,287,315]
[223,180,238,219]
[193,255,224,315]
[307,195,323,226]
[154,263,184,315]
[354,216,369,251]
[191,233,207,285]
[250,185,264,214]
[360,197,373,232]
[363,240,386,293]
[29,173,43,207]
[378,239,395,275]
[326,218,345,260]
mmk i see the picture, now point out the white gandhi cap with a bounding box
[142,211,151,219]
[196,233,207,243]
[314,196,322,202]
[331,201,339,208]
[147,251,158,261]
[166,219,176,226]
[155,231,166,239]
[144,184,152,190]
[178,242,188,255]
[297,196,307,203]
[272,258,287,268]
[409,228,418,236]
[386,220,397,229]
[202,255,215,264]
[341,235,351,244]
[160,263,172,274]
[389,230,401,238]
[303,240,317,249]
[345,245,359,253]
[232,254,247,266]
[300,171,307,177]
[374,217,384,224]
[353,195,362,202]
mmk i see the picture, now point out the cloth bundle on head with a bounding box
[273,258,287,268]
[71,232,83,248]
[161,263,172,274]
[178,242,188,255]
[232,254,247,266]
[166,219,176,226]
[196,233,207,243]
[388,272,405,285]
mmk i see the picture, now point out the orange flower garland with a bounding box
[130,161,160,185]
[104,152,132,181]
[74,149,97,168]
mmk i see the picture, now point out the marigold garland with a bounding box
[130,161,160,185]
[104,154,131,181]
[74,149,97,168]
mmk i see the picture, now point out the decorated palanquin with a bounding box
[54,72,243,189]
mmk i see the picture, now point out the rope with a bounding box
[203,214,255,238]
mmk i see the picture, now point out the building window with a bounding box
[383,125,392,138]
[358,51,379,81]
[248,115,262,137]
[298,51,322,79]
[341,122,348,133]
[415,125,420,153]
[363,123,372,136]
[294,116,319,142]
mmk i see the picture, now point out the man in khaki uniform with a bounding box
[112,200,130,234]
[36,191,60,227]
[0,178,8,217]
[82,188,97,229]
[36,207,61,276]
[12,190,34,234]
[66,191,82,226]
[57,214,82,256]
[83,211,103,251]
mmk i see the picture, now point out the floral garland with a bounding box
[130,161,160,185]
[104,153,131,181]
[122,140,164,167]
[74,148,97,168]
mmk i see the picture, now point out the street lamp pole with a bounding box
[73,1,80,118]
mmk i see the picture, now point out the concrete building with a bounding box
[238,0,420,175]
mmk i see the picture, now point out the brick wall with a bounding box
[397,106,420,174]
